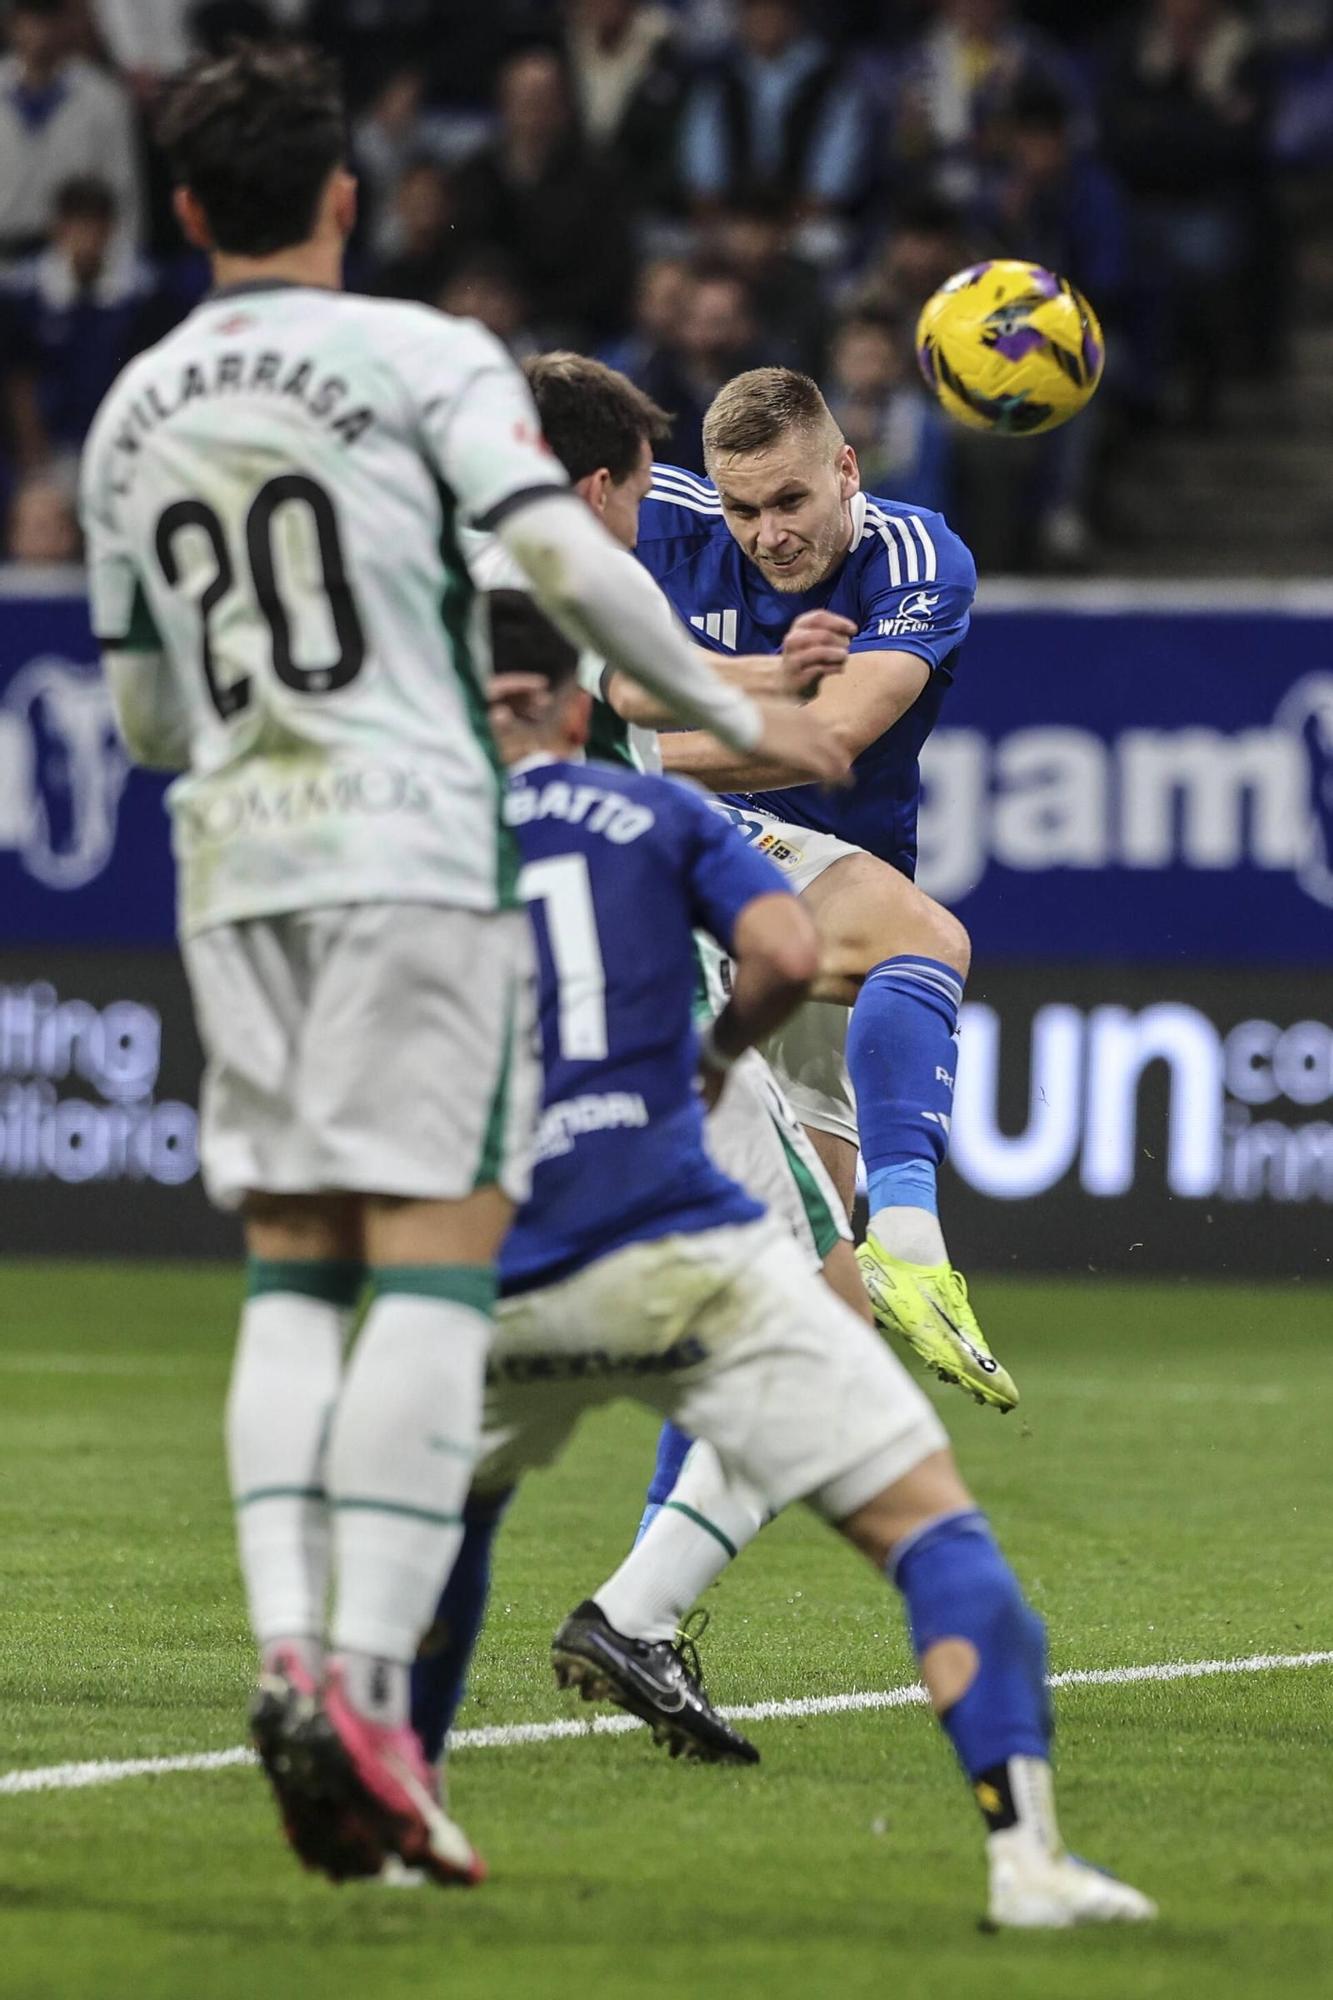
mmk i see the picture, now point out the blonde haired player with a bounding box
[79,42,846,1887]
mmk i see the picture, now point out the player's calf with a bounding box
[837,1469,1154,1929]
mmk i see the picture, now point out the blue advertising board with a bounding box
[3,575,1333,961]
[3,576,1329,1269]
[919,581,1333,964]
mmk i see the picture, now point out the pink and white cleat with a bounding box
[296,1665,486,1889]
[249,1647,386,1882]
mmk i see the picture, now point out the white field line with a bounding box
[3,1650,1330,1799]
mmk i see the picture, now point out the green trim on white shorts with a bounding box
[474,981,516,1192]
[774,1124,844,1264]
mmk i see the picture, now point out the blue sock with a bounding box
[410,1489,512,1764]
[890,1509,1051,1808]
[846,955,963,1219]
[635,1421,694,1544]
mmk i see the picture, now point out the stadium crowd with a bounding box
[1,0,1330,571]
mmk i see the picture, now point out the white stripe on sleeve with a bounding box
[890,515,920,585]
[909,514,938,583]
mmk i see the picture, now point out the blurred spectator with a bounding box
[563,0,688,213]
[884,0,1087,207]
[303,0,440,111]
[192,2,298,52]
[87,1,195,90]
[679,0,870,231]
[87,0,308,82]
[366,157,463,303]
[438,250,540,359]
[307,0,546,112]
[1102,0,1271,419]
[856,195,981,323]
[977,81,1129,315]
[352,67,466,260]
[453,45,633,346]
[6,469,79,561]
[703,196,828,371]
[825,307,954,509]
[0,175,157,472]
[0,0,145,262]
[636,264,764,469]
[598,252,692,377]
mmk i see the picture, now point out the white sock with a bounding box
[986,1756,1063,1860]
[868,1204,949,1268]
[327,1290,489,1665]
[225,1291,348,1655]
[334,1649,410,1728]
[595,1442,768,1644]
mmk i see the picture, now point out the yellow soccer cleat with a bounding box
[855,1239,1019,1412]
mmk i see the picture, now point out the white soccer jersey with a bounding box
[464,531,664,774]
[80,283,568,936]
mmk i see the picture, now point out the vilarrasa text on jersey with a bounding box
[108,350,374,493]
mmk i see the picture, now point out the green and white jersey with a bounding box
[80,283,567,937]
[465,531,663,774]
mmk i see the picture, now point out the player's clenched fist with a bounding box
[780,610,856,698]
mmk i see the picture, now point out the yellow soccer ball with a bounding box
[915,259,1104,435]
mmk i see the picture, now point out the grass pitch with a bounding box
[1,1264,1330,2000]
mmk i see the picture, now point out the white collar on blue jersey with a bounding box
[848,491,869,548]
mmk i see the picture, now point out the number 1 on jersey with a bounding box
[520,853,608,1061]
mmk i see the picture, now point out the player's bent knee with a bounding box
[810,857,970,983]
[925,901,971,978]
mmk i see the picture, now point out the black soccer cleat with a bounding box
[551,1600,760,1766]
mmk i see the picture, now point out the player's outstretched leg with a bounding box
[846,955,1018,1411]
[841,1471,1155,1929]
[552,1440,765,1764]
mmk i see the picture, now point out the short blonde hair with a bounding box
[702,367,842,470]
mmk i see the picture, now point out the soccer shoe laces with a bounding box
[670,1608,712,1690]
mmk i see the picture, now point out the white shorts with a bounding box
[479,1219,947,1519]
[710,804,860,1146]
[183,903,538,1210]
[705,1049,850,1268]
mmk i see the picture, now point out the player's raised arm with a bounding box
[661,642,931,791]
[419,351,850,786]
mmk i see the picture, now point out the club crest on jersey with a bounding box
[877,589,941,638]
[689,610,739,651]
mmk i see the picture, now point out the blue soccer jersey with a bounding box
[500,757,789,1293]
[635,464,977,878]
